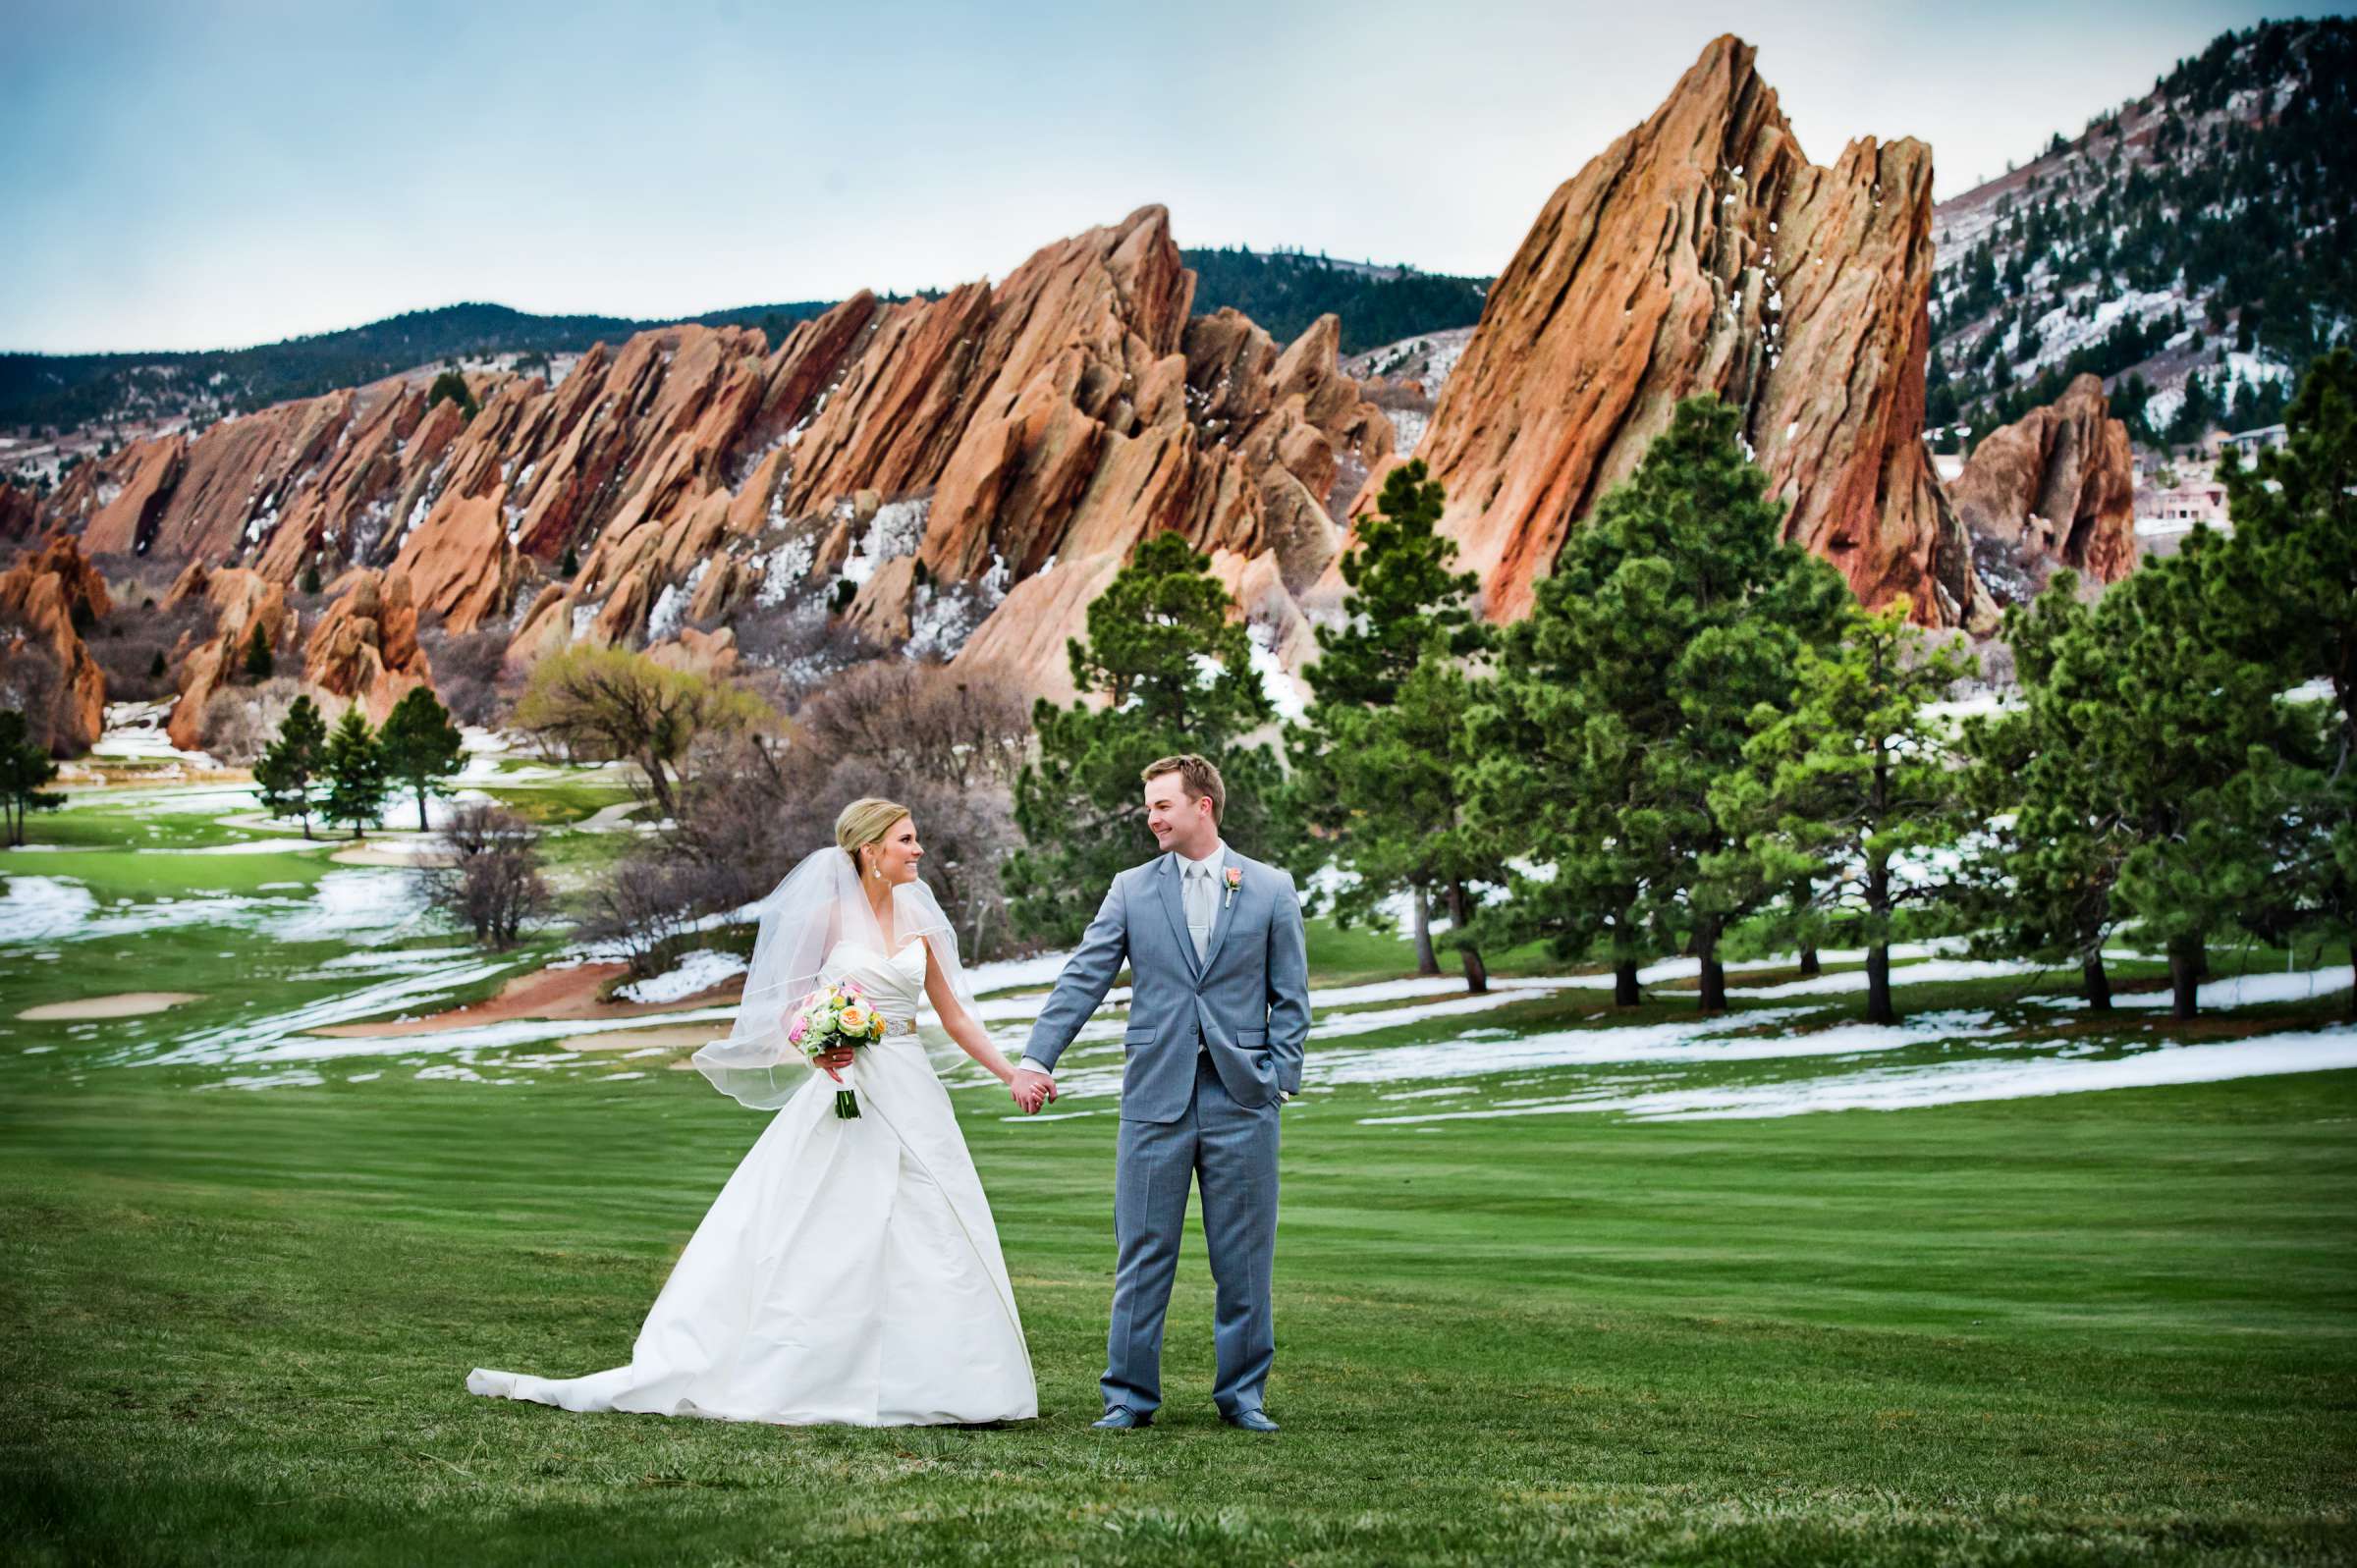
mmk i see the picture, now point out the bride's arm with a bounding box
[921,935,1017,1085]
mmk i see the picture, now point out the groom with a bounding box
[1012,754,1309,1432]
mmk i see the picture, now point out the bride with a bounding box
[466,797,1038,1426]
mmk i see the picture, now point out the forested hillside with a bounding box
[1927,17,2354,448]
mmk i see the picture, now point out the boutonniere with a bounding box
[1223,866,1242,908]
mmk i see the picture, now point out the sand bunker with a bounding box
[330,841,458,869]
[19,992,202,1021]
[307,961,729,1039]
[557,1023,719,1053]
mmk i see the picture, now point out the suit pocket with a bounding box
[1124,1024,1157,1045]
[1237,1028,1266,1047]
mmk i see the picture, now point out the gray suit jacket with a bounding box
[1022,846,1309,1122]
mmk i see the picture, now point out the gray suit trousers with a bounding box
[1102,1050,1281,1417]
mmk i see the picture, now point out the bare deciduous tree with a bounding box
[0,623,64,753]
[198,677,314,765]
[577,850,709,977]
[792,659,1032,790]
[416,615,516,728]
[418,801,551,949]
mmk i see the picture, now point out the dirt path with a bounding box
[307,962,743,1038]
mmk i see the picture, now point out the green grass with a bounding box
[474,781,639,826]
[4,1025,2353,1564]
[5,802,2355,1564]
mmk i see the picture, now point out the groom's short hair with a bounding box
[1142,754,1225,822]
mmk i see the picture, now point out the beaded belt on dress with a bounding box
[879,1015,918,1035]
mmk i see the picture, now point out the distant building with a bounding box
[2138,481,2229,529]
[2211,423,2287,460]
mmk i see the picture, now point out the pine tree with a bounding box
[242,621,274,681]
[300,561,322,595]
[1956,580,2124,1010]
[1289,460,1496,985]
[559,544,579,579]
[1467,396,1851,1010]
[321,706,390,839]
[1713,602,1979,1024]
[2043,534,2296,1018]
[2211,348,2357,1008]
[252,695,329,840]
[427,369,479,422]
[1302,460,1484,707]
[379,686,466,832]
[1006,532,1283,946]
[0,709,65,848]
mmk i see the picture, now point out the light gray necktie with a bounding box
[1185,861,1213,964]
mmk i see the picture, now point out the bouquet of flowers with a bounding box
[788,980,889,1118]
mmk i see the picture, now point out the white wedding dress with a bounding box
[466,936,1037,1426]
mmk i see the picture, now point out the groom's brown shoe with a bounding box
[1091,1405,1154,1430]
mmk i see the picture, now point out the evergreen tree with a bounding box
[300,561,323,595]
[2040,534,2296,1017]
[2211,349,2357,1008]
[1006,532,1284,946]
[242,621,274,681]
[559,544,579,579]
[321,706,390,839]
[1712,602,1979,1024]
[427,369,479,421]
[1287,460,1497,988]
[1956,580,2124,1010]
[1303,460,1484,706]
[0,709,65,848]
[252,695,329,840]
[1467,396,1851,1010]
[379,686,466,832]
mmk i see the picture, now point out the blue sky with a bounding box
[0,0,2327,352]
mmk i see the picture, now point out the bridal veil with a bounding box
[691,847,983,1110]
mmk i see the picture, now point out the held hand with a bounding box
[814,1047,855,1083]
[1010,1067,1056,1114]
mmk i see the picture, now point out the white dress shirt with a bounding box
[1019,839,1289,1103]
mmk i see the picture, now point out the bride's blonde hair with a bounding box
[837,797,911,880]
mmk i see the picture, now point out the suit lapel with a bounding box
[1197,847,1242,976]
[1155,854,1201,980]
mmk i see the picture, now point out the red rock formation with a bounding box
[305,568,431,724]
[495,208,1389,696]
[0,532,111,752]
[163,565,292,750]
[952,553,1126,707]
[1947,373,2136,604]
[1391,33,1992,630]
[81,435,189,557]
[392,486,515,633]
[645,625,740,681]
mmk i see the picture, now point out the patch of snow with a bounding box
[0,876,97,943]
[1246,624,1307,724]
[2110,967,2350,1009]
[617,948,749,1003]
[1474,1027,2357,1123]
[756,537,815,608]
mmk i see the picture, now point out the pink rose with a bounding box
[788,1020,807,1046]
